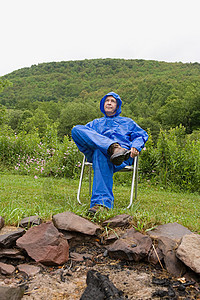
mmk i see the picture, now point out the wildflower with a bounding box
[34,175,38,179]
[15,166,19,170]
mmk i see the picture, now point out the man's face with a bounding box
[104,96,118,116]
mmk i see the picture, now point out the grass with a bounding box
[0,173,199,234]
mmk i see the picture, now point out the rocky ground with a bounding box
[0,214,200,299]
[1,237,199,299]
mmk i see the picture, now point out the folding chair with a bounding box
[77,155,139,208]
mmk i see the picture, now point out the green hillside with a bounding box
[1,58,200,138]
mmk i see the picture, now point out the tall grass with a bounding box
[0,125,200,193]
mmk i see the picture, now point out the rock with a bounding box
[70,252,85,262]
[157,236,179,254]
[107,228,152,262]
[19,216,42,228]
[147,222,192,242]
[0,262,15,275]
[164,250,186,277]
[16,222,69,265]
[147,223,192,277]
[53,211,101,236]
[104,233,119,244]
[70,252,93,262]
[102,214,133,228]
[0,248,25,260]
[61,230,96,248]
[0,228,25,248]
[0,216,4,230]
[0,285,24,300]
[148,246,164,265]
[176,233,200,274]
[17,264,40,276]
[103,228,125,245]
[158,237,186,277]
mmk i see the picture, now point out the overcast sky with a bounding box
[1,0,200,76]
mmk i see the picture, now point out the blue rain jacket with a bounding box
[85,91,148,152]
[72,91,148,209]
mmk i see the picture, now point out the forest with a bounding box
[0,58,200,192]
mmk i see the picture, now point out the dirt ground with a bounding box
[0,227,200,300]
[1,240,199,300]
[21,261,161,300]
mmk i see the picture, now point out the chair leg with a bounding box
[77,156,86,205]
[127,155,138,209]
[135,156,139,200]
[88,165,92,196]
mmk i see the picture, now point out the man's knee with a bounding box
[71,125,83,139]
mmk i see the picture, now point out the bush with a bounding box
[155,125,200,192]
[0,125,199,193]
[0,126,82,179]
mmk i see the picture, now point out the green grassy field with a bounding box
[0,173,199,233]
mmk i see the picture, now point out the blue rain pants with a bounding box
[71,125,133,209]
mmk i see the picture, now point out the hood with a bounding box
[100,91,122,117]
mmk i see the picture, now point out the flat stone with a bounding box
[16,222,69,265]
[69,252,93,262]
[52,211,102,236]
[102,214,133,228]
[70,252,85,261]
[0,226,20,235]
[0,248,25,260]
[164,250,186,277]
[0,228,25,248]
[19,216,42,228]
[17,264,40,276]
[157,236,179,255]
[157,236,186,277]
[176,233,200,274]
[0,216,4,230]
[147,222,192,243]
[0,285,24,300]
[107,228,152,262]
[0,262,15,275]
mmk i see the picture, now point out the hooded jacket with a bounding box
[86,91,148,152]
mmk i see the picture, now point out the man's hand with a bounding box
[130,147,139,158]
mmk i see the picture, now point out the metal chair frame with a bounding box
[77,155,139,208]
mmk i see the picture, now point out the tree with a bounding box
[0,104,7,126]
[21,109,51,137]
[0,79,12,94]
[58,101,99,137]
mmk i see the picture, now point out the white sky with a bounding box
[1,0,200,76]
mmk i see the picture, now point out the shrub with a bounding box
[0,125,199,193]
[0,126,82,179]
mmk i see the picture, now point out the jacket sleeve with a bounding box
[85,119,98,130]
[129,121,148,152]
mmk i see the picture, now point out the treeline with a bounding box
[0,58,200,192]
[0,58,200,140]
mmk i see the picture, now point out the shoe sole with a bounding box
[110,150,131,166]
[87,205,108,216]
[87,208,97,215]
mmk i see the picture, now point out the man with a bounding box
[71,91,148,214]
